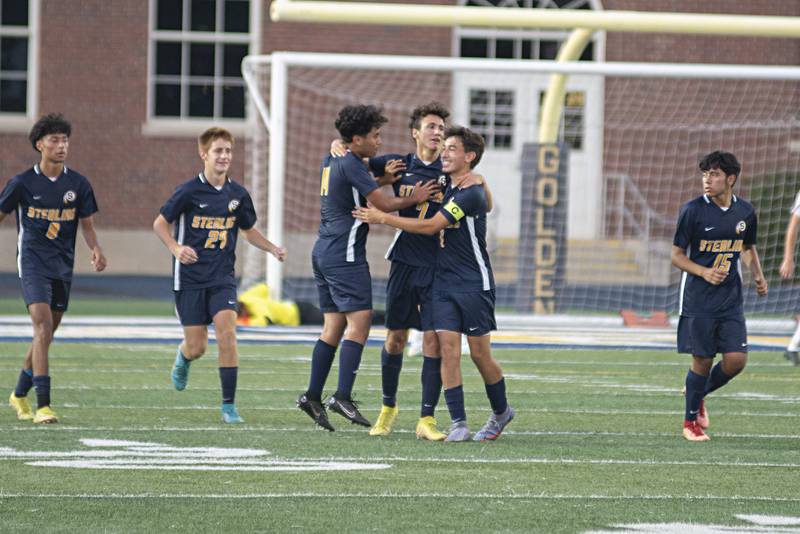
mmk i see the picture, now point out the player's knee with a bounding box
[385,331,408,354]
[724,357,747,376]
[184,340,207,359]
[31,321,54,344]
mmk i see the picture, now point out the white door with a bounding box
[453,72,604,241]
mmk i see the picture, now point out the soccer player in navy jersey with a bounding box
[334,102,452,439]
[153,127,287,424]
[366,102,451,440]
[296,105,437,431]
[672,151,767,442]
[1,113,107,424]
[354,126,513,442]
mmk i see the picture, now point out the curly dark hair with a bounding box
[408,101,450,131]
[699,150,741,179]
[334,105,387,143]
[445,125,485,169]
[29,113,72,152]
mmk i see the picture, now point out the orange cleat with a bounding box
[683,420,710,442]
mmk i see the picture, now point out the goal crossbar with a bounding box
[270,0,800,39]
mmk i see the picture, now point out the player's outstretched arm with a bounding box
[365,180,438,213]
[780,214,800,279]
[671,245,726,286]
[153,214,198,265]
[743,244,768,296]
[79,216,107,272]
[241,226,287,262]
[353,206,448,235]
[461,173,493,213]
[0,211,6,224]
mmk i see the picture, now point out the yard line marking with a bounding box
[49,404,800,419]
[0,492,797,502]
[31,384,800,402]
[3,427,800,439]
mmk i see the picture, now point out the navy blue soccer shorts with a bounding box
[384,262,434,331]
[677,314,748,357]
[433,289,496,336]
[20,275,71,312]
[174,285,238,326]
[312,256,372,313]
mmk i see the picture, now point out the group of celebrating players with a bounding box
[1,104,794,442]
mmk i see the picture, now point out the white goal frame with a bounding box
[242,51,800,298]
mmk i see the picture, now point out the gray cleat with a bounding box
[785,350,800,366]
[473,406,515,441]
[444,420,471,442]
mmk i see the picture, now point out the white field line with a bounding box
[1,357,795,368]
[0,492,797,502]
[3,426,800,440]
[51,403,800,419]
[31,383,800,403]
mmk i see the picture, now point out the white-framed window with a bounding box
[457,0,598,61]
[469,88,514,150]
[148,0,255,124]
[539,90,585,150]
[0,0,38,125]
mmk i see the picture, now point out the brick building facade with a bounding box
[0,0,798,289]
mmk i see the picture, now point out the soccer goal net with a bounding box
[242,52,800,317]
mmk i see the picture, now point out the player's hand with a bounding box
[702,266,727,285]
[460,172,484,188]
[91,247,107,272]
[383,159,406,183]
[352,206,385,224]
[754,275,768,296]
[173,245,198,264]
[409,180,439,204]
[271,245,288,262]
[779,258,795,279]
[330,139,347,157]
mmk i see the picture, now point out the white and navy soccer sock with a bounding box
[32,375,51,409]
[484,377,508,415]
[703,362,733,397]
[219,366,238,404]
[684,370,707,422]
[444,384,466,424]
[306,339,337,401]
[334,340,364,400]
[14,368,33,397]
[380,347,403,407]
[420,355,442,418]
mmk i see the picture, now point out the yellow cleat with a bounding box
[33,406,58,424]
[415,416,446,441]
[9,393,33,420]
[369,405,398,436]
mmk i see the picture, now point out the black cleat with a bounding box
[785,350,800,366]
[297,394,335,431]
[325,395,371,427]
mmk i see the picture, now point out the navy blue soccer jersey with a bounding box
[370,153,447,267]
[159,173,257,290]
[436,183,495,292]
[673,194,758,318]
[312,151,379,267]
[0,165,98,281]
